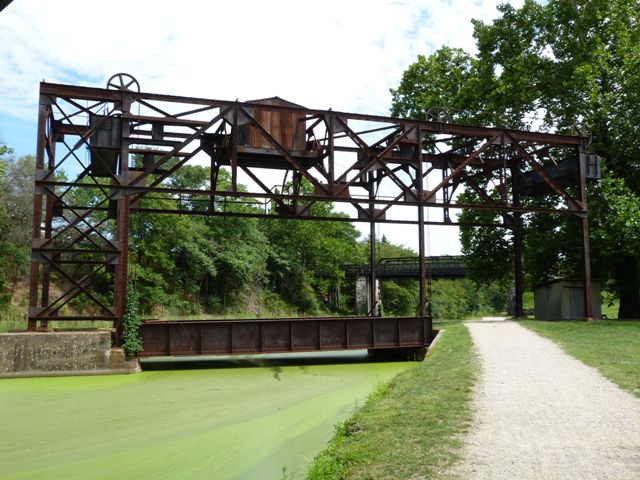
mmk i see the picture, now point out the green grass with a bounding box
[520,320,640,398]
[0,306,27,332]
[306,322,477,480]
[523,291,534,312]
[0,302,113,333]
[0,353,413,480]
[0,314,113,333]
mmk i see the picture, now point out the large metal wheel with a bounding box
[106,73,140,92]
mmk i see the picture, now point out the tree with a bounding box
[0,150,32,305]
[264,193,361,312]
[0,154,34,246]
[129,166,271,314]
[391,0,640,318]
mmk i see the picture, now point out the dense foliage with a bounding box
[391,0,640,318]
[126,168,361,317]
[0,148,32,310]
[367,237,507,319]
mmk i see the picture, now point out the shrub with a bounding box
[121,284,143,358]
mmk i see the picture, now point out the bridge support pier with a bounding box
[355,276,380,316]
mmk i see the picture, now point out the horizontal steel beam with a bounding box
[139,316,432,357]
[38,180,587,216]
[40,81,586,145]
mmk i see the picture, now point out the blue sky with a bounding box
[0,0,523,253]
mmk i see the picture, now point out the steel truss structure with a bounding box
[28,76,594,348]
[343,256,467,279]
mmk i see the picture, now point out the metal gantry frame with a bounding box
[28,76,594,348]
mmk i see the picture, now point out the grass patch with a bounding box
[306,323,476,480]
[0,305,26,332]
[520,320,640,398]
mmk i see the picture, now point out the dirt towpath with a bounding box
[452,320,640,480]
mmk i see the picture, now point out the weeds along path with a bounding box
[452,320,640,480]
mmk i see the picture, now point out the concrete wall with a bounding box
[355,276,381,315]
[0,331,140,378]
[534,280,601,320]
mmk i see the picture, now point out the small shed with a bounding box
[208,96,317,171]
[237,97,307,151]
[534,279,601,320]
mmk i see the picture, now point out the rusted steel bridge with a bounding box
[27,74,595,356]
[138,316,430,357]
[343,256,467,279]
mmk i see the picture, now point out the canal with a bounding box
[0,351,415,479]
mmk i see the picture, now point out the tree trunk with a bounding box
[615,256,640,319]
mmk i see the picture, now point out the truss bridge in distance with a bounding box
[342,256,467,279]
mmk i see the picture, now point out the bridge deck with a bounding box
[139,315,432,357]
[343,256,467,279]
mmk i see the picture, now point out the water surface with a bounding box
[0,351,414,479]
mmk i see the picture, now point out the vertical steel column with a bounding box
[442,168,451,224]
[417,126,426,317]
[580,215,593,319]
[209,163,218,212]
[114,198,130,345]
[328,112,335,184]
[329,113,337,312]
[113,103,131,346]
[39,135,57,331]
[368,171,377,316]
[578,148,594,319]
[513,221,524,317]
[230,105,238,192]
[510,162,524,317]
[28,96,50,331]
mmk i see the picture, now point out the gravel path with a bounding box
[451,320,640,480]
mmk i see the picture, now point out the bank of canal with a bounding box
[0,351,415,479]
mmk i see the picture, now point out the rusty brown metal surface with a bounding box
[27,76,594,347]
[37,82,584,146]
[138,316,432,357]
[238,97,307,150]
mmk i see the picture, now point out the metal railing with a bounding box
[342,256,467,279]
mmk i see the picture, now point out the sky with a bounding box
[0,0,524,255]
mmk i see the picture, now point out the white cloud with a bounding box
[0,0,524,254]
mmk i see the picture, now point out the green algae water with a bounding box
[0,351,414,479]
